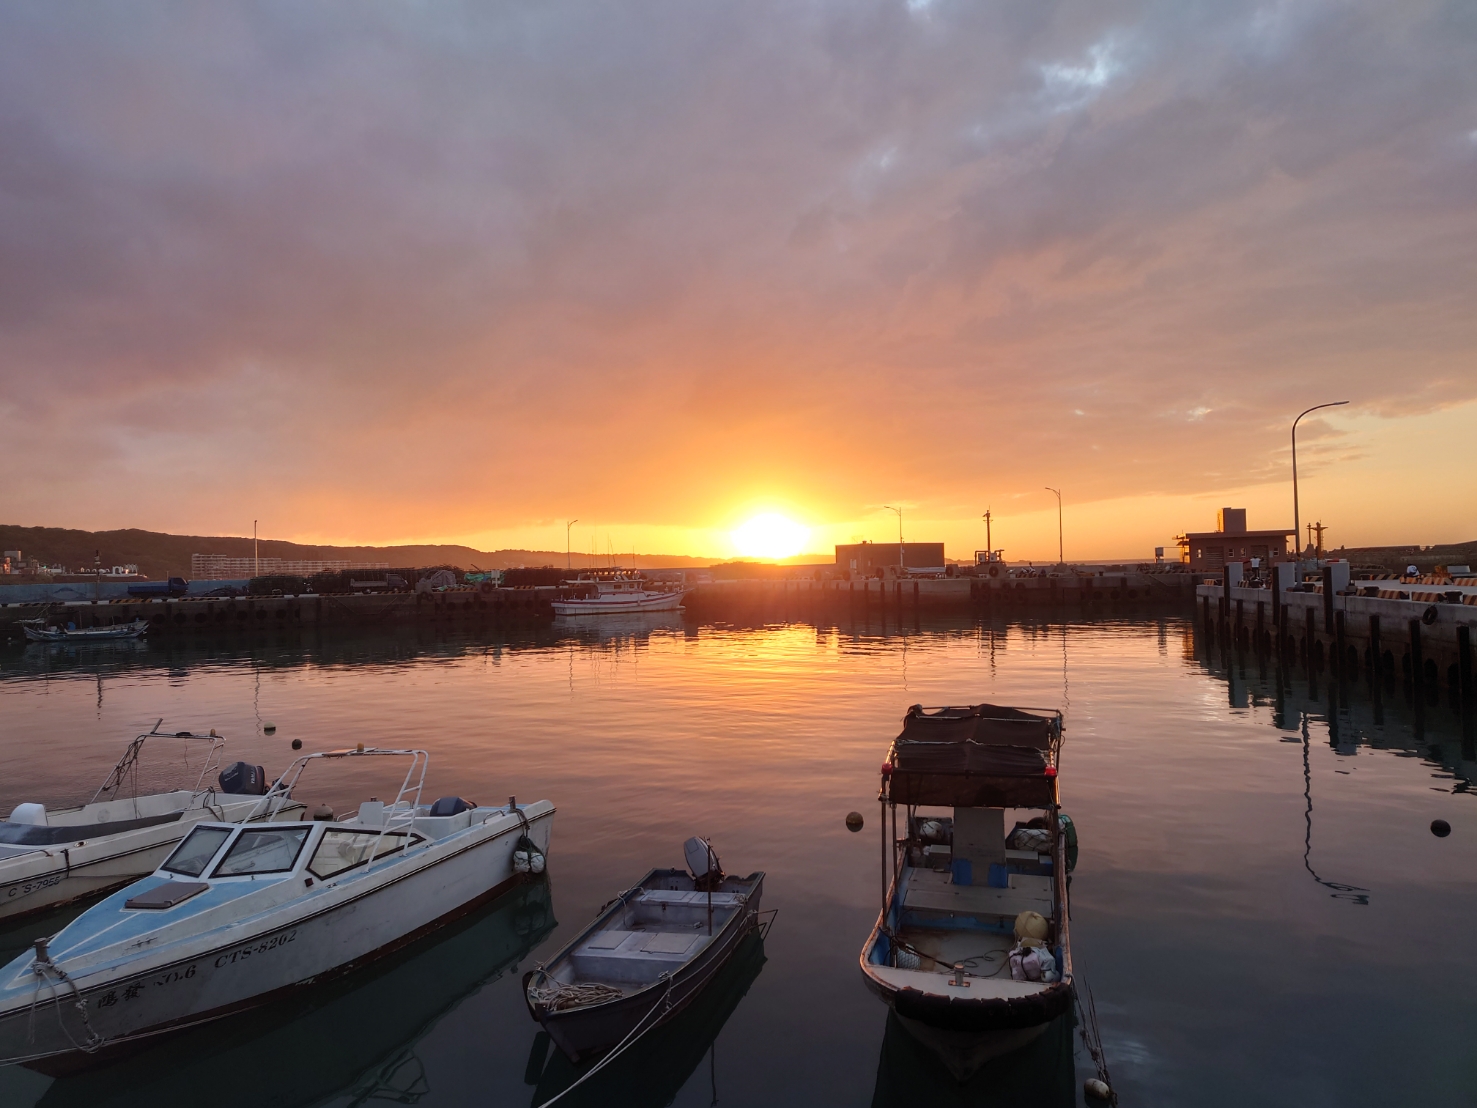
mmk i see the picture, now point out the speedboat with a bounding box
[525,838,764,1062]
[859,703,1075,1081]
[0,745,554,1070]
[551,573,689,616]
[0,724,301,922]
[20,619,149,642]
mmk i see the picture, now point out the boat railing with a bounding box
[90,720,229,811]
[246,747,431,848]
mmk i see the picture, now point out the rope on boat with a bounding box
[531,971,677,1108]
[880,925,1009,978]
[527,973,625,1012]
[27,949,103,1056]
[1075,977,1117,1104]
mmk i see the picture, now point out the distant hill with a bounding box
[0,524,721,580]
[1332,539,1477,573]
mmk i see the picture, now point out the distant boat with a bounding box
[524,838,763,1062]
[859,703,1075,1081]
[551,573,689,616]
[20,618,149,642]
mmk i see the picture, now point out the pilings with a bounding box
[1196,582,1477,702]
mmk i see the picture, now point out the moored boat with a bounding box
[524,838,763,1062]
[0,724,302,922]
[859,703,1074,1081]
[0,745,555,1070]
[551,572,689,616]
[20,619,149,643]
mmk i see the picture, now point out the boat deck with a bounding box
[899,865,1053,927]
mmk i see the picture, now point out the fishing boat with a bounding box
[859,703,1075,1081]
[551,572,689,616]
[20,619,149,643]
[0,724,302,922]
[524,838,764,1063]
[0,745,554,1070]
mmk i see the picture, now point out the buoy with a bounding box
[845,811,864,832]
[1085,1077,1112,1100]
[1431,819,1451,837]
[263,722,276,734]
[291,738,303,750]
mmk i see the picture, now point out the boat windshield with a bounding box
[213,827,310,877]
[161,825,232,877]
[308,829,411,879]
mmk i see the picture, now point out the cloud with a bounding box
[0,0,1473,548]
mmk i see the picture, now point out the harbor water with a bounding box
[0,613,1472,1106]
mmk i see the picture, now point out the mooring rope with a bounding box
[28,955,103,1056]
[531,971,677,1108]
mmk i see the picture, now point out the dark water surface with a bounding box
[0,614,1472,1107]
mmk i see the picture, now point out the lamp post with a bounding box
[566,519,578,571]
[883,505,904,569]
[982,508,992,562]
[1292,402,1348,564]
[1044,488,1063,564]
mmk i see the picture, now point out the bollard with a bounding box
[1335,609,1346,676]
[1322,565,1335,632]
[1305,607,1316,670]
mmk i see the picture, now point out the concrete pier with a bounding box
[1196,581,1477,693]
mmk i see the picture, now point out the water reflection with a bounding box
[526,930,766,1108]
[869,1010,1076,1108]
[28,878,555,1108]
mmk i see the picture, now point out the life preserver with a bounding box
[988,565,1000,578]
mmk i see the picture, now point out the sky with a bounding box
[1,1,1474,562]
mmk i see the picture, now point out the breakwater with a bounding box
[0,569,1204,641]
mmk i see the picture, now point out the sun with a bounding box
[732,513,810,560]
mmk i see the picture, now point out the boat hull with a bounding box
[22,622,148,643]
[527,873,762,1061]
[0,804,553,1068]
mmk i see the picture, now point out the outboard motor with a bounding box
[429,796,475,817]
[684,836,725,891]
[219,761,267,796]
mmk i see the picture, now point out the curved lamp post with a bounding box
[1292,402,1348,562]
[883,505,904,568]
[566,519,579,571]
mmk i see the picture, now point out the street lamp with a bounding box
[1291,402,1348,563]
[883,505,904,570]
[1044,488,1063,564]
[566,519,579,571]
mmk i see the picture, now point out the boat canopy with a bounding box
[883,703,1061,809]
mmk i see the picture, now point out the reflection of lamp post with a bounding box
[566,519,578,571]
[1292,401,1348,563]
[883,505,904,569]
[1044,488,1063,564]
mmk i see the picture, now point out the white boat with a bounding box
[0,725,303,922]
[20,619,149,643]
[551,573,689,616]
[859,703,1075,1081]
[0,746,554,1070]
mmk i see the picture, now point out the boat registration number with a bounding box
[3,873,63,900]
[213,928,298,969]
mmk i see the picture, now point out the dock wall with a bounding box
[1195,582,1476,694]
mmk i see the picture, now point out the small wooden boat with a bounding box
[859,703,1074,1081]
[524,838,763,1062]
[21,619,149,643]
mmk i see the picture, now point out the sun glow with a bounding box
[731,513,810,559]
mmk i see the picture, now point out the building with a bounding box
[1177,509,1293,572]
[834,541,947,576]
[191,554,390,580]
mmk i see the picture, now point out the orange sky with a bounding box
[1,3,1473,561]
